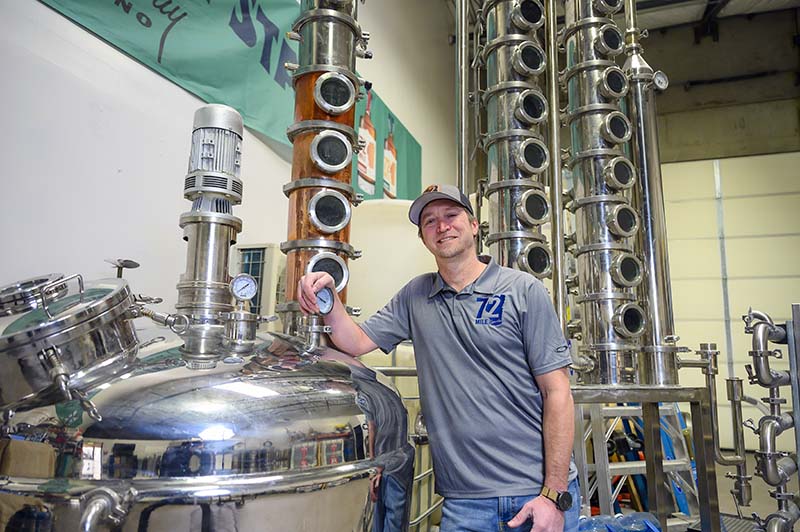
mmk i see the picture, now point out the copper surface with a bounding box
[286,72,357,306]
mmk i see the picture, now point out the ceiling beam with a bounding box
[555,0,702,27]
[693,0,733,42]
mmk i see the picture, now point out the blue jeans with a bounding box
[440,478,580,532]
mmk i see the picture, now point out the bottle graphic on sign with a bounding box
[357,91,377,195]
[383,114,397,198]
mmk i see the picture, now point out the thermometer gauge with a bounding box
[230,274,258,302]
[316,286,334,315]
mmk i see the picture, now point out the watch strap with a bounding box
[540,485,560,504]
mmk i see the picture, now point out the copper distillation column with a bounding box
[279,0,371,337]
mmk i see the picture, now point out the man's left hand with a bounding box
[507,495,564,532]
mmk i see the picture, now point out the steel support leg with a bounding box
[690,396,721,532]
[642,401,669,528]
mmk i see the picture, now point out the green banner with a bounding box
[39,0,421,199]
[40,0,299,145]
[354,91,422,201]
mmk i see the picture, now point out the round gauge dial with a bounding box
[316,286,334,315]
[230,274,258,301]
[653,70,669,91]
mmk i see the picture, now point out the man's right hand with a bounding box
[297,272,337,315]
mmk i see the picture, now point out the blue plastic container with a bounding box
[617,512,661,532]
[578,515,623,532]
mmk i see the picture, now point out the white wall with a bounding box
[0,0,455,310]
[664,152,800,451]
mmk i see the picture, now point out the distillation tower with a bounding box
[279,0,371,336]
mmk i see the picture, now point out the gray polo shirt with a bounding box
[360,256,576,498]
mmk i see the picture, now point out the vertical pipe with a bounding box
[545,0,566,333]
[713,160,736,378]
[623,0,679,385]
[457,0,470,194]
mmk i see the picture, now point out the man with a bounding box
[298,184,579,532]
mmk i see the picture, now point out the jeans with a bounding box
[440,478,581,532]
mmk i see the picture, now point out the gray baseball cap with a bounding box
[408,184,474,226]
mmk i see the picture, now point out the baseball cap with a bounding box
[408,184,474,226]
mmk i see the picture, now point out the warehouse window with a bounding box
[239,248,265,315]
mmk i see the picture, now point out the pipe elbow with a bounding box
[750,350,790,388]
[765,504,800,532]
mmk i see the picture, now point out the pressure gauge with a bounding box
[316,286,334,315]
[653,70,669,91]
[230,274,258,302]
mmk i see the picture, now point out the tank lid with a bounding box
[0,278,133,352]
[0,274,67,316]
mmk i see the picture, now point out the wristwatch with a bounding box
[540,485,573,511]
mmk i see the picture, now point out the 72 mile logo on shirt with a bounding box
[475,295,506,326]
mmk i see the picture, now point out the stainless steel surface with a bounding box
[571,386,721,532]
[457,0,469,193]
[623,0,680,386]
[789,305,800,483]
[564,0,645,386]
[0,273,67,316]
[643,401,669,529]
[479,0,552,278]
[0,277,138,409]
[176,105,245,361]
[0,330,414,531]
[545,0,566,333]
[706,308,800,531]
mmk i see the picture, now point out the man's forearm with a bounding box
[541,385,575,491]
[324,299,376,356]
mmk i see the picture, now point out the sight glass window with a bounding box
[513,42,546,77]
[314,72,356,115]
[310,130,352,174]
[517,189,550,226]
[309,189,351,234]
[511,0,545,31]
[516,90,548,125]
[519,242,552,278]
[307,252,349,293]
[515,138,549,175]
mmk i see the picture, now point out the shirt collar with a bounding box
[428,255,499,298]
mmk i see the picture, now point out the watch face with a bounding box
[556,491,573,511]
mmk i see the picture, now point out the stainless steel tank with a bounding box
[0,327,413,531]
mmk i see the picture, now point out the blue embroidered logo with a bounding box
[475,295,506,326]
